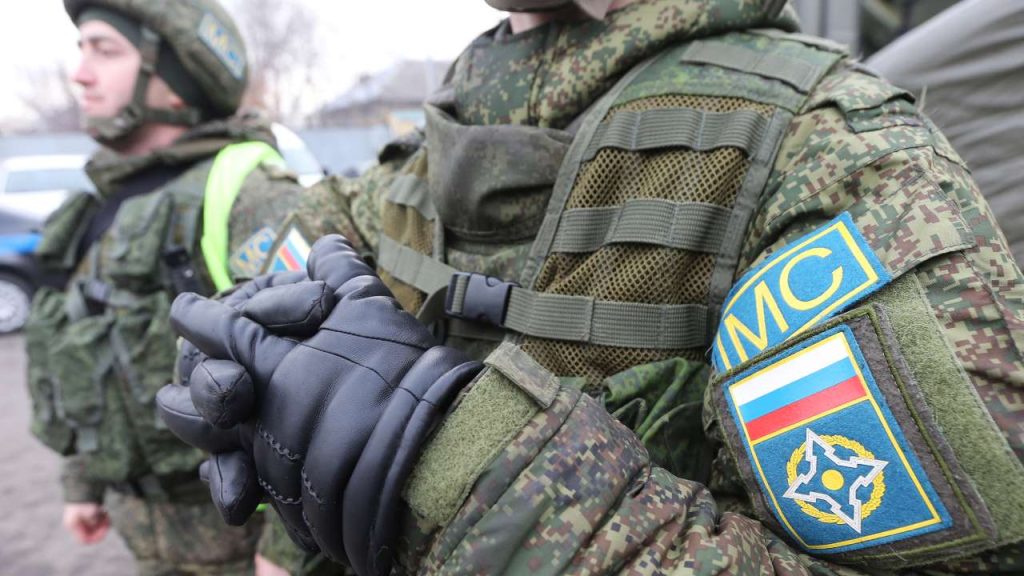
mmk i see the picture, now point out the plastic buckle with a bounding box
[444,272,517,328]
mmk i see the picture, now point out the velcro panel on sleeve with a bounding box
[874,274,1024,557]
[484,342,560,408]
[404,344,562,527]
[710,279,1006,569]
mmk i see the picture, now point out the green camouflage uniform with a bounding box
[255,0,1024,573]
[27,115,303,575]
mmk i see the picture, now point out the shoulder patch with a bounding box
[713,304,1000,567]
[229,226,277,278]
[197,13,245,80]
[261,217,312,274]
[717,318,997,563]
[713,212,890,372]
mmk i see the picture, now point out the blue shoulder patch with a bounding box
[229,227,277,279]
[722,324,950,553]
[197,13,245,80]
[712,212,890,372]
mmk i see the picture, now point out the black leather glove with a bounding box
[175,270,308,390]
[156,235,483,576]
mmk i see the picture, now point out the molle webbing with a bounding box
[582,108,770,162]
[551,199,731,254]
[387,173,437,220]
[376,32,845,372]
[680,40,824,92]
[378,235,454,297]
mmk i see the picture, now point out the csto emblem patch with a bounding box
[722,325,951,553]
[230,227,277,278]
[713,212,891,372]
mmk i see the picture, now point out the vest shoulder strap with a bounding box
[194,141,284,291]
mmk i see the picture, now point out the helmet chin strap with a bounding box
[87,26,202,147]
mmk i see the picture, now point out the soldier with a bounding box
[24,1,308,574]
[159,0,1024,574]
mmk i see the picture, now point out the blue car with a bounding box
[0,208,45,333]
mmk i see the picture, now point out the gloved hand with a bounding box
[156,235,483,576]
[175,270,308,390]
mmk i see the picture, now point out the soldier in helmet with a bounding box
[23,1,308,573]
[160,0,1024,574]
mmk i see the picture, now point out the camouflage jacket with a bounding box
[261,1,1024,573]
[27,114,304,503]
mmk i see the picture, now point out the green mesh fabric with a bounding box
[523,94,775,389]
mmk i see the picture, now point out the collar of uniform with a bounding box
[450,0,799,129]
[84,114,276,197]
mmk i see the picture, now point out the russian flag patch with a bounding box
[263,220,312,274]
[723,325,952,553]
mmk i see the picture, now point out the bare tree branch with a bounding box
[226,0,324,124]
[15,63,81,133]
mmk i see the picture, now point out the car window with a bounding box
[5,168,93,194]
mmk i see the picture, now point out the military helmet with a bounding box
[65,0,248,143]
[485,0,617,19]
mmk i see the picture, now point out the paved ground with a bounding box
[0,334,135,575]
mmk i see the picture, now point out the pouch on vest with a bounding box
[24,287,74,454]
[103,190,173,293]
[34,192,98,272]
[109,291,204,475]
[50,312,115,453]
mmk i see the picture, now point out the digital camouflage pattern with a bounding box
[250,0,1024,573]
[105,489,263,576]
[452,0,798,129]
[26,114,302,570]
[259,514,358,576]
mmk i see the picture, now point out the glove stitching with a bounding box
[319,325,431,351]
[300,468,324,506]
[209,364,238,429]
[257,475,302,505]
[213,370,238,428]
[297,342,396,392]
[302,509,333,561]
[257,423,303,462]
[394,385,440,408]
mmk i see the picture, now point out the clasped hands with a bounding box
[156,235,482,576]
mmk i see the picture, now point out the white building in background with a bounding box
[315,60,451,130]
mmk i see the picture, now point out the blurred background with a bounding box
[0,0,996,573]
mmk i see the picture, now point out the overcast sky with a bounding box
[0,0,503,126]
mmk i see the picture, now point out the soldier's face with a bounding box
[72,20,141,120]
[71,20,183,124]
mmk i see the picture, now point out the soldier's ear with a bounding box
[147,74,186,110]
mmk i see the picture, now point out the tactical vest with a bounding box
[25,142,282,485]
[375,30,847,480]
